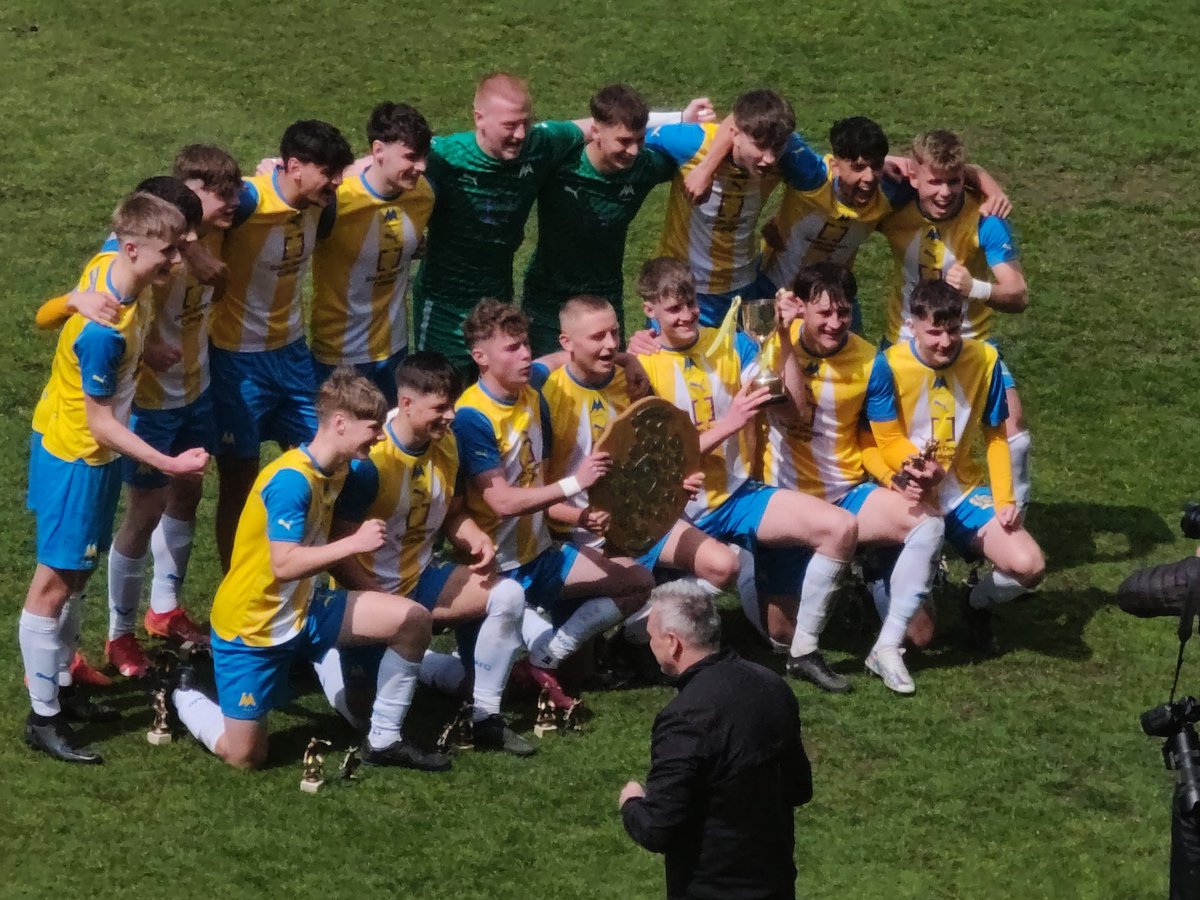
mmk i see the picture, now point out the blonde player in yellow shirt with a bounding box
[171,371,450,771]
[633,258,859,693]
[310,103,435,405]
[453,300,654,710]
[212,120,354,571]
[865,280,1044,653]
[762,263,945,694]
[20,195,205,764]
[539,296,744,662]
[325,353,536,756]
[880,130,1032,513]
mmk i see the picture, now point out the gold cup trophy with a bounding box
[739,297,787,405]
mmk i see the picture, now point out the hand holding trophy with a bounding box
[740,297,787,405]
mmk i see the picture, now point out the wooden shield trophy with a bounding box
[587,397,701,557]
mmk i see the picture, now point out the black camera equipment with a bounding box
[1181,502,1200,541]
[1119,527,1200,899]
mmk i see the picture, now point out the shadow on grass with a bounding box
[1029,501,1175,568]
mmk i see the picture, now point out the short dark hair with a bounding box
[732,89,795,152]
[315,367,387,423]
[589,84,649,131]
[559,294,616,331]
[636,257,695,304]
[463,298,528,349]
[279,120,355,174]
[366,102,432,156]
[394,351,462,400]
[794,262,857,310]
[173,144,242,199]
[133,176,202,231]
[909,279,966,326]
[829,117,889,166]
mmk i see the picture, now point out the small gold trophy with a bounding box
[892,439,943,489]
[300,737,331,794]
[339,746,362,783]
[740,298,787,405]
[147,684,173,746]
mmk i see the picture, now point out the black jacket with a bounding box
[622,648,813,900]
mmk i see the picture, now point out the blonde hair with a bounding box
[636,257,696,305]
[559,294,616,332]
[910,129,966,170]
[315,367,387,424]
[474,71,529,107]
[111,192,186,243]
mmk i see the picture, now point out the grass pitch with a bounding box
[1,1,1197,897]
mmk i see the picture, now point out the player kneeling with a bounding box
[865,280,1045,652]
[322,352,536,756]
[172,370,450,771]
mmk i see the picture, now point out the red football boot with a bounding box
[68,651,113,688]
[105,633,149,678]
[144,608,210,647]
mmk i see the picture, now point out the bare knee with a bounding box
[218,737,267,770]
[698,543,739,589]
[823,508,858,559]
[1013,550,1046,590]
[399,604,433,642]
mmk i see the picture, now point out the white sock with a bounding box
[174,686,225,753]
[876,517,945,650]
[969,569,1029,609]
[56,592,83,686]
[735,546,766,638]
[366,649,420,750]
[521,607,553,653]
[21,610,63,717]
[536,597,623,668]
[313,648,366,731]
[107,548,146,639]
[1008,430,1032,514]
[150,514,195,615]
[419,650,467,695]
[621,601,653,644]
[868,579,890,622]
[790,553,848,656]
[472,580,525,720]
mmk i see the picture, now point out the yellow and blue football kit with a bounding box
[645,124,824,325]
[209,445,361,718]
[879,191,1020,344]
[310,170,435,402]
[637,327,776,564]
[761,324,881,512]
[540,365,631,546]
[31,260,150,570]
[210,172,321,459]
[866,338,1013,553]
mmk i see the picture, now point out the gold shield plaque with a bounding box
[588,397,701,556]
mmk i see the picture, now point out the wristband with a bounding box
[557,476,583,499]
[646,110,683,128]
[968,278,993,301]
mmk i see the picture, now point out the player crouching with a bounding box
[170,370,450,771]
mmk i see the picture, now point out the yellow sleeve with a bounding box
[35,293,73,330]
[858,427,896,486]
[869,417,920,473]
[984,424,1015,508]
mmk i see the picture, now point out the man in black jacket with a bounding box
[619,582,813,900]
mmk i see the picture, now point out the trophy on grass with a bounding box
[300,738,332,794]
[740,297,787,405]
[146,649,176,745]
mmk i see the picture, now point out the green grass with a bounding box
[1,1,1197,897]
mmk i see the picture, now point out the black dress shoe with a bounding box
[786,650,852,693]
[60,686,119,723]
[363,739,452,772]
[473,714,538,758]
[24,713,103,764]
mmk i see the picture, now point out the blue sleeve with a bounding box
[452,408,502,478]
[230,181,259,229]
[529,361,550,391]
[865,354,899,422]
[316,200,338,240]
[734,331,758,371]
[333,458,379,523]
[880,176,915,209]
[777,133,827,191]
[983,360,1010,427]
[979,216,1019,267]
[74,323,127,399]
[99,234,119,253]
[644,123,706,165]
[262,469,313,543]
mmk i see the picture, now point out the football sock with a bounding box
[970,568,1029,609]
[173,686,224,754]
[1009,430,1032,514]
[876,517,945,650]
[57,591,83,685]
[734,546,766,638]
[313,648,365,731]
[367,649,420,750]
[107,549,146,639]
[521,607,553,654]
[535,596,623,668]
[150,514,194,615]
[472,580,525,720]
[21,610,62,717]
[790,553,848,657]
[419,650,467,695]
